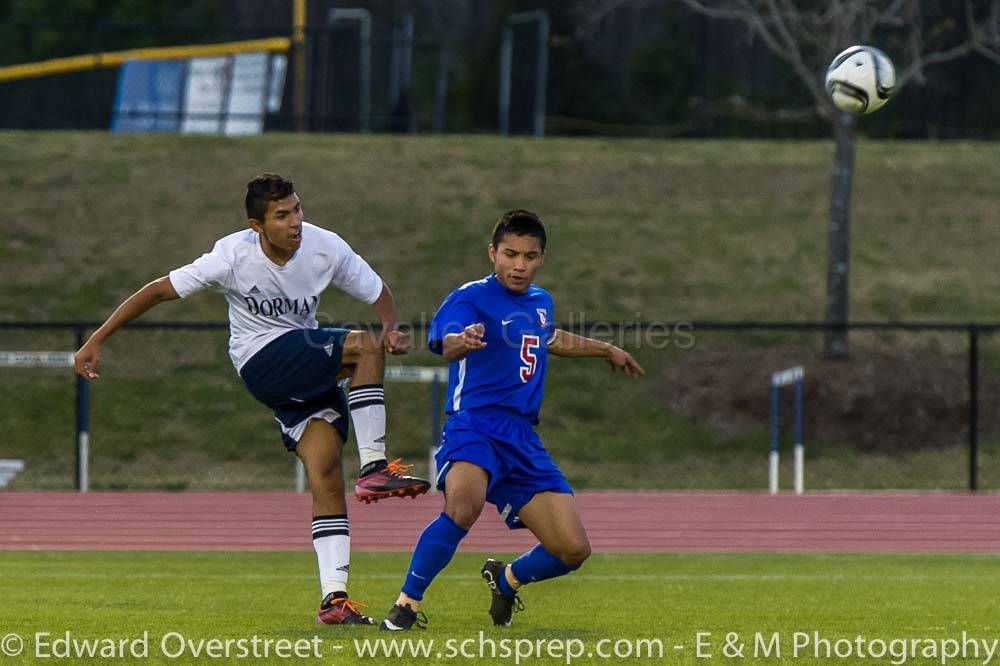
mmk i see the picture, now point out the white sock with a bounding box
[348,385,387,468]
[312,515,350,597]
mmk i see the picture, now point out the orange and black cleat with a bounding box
[316,593,375,625]
[355,458,431,504]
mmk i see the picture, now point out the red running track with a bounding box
[1,491,998,553]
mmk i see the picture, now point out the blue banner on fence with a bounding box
[111,60,184,133]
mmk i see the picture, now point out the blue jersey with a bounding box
[428,274,556,424]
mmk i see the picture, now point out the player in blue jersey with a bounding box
[379,210,644,631]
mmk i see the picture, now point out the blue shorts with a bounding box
[434,407,573,530]
[240,327,351,451]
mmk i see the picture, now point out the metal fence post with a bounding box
[498,25,512,136]
[295,458,306,492]
[327,8,372,132]
[428,372,442,491]
[433,47,449,133]
[292,0,307,132]
[769,382,779,494]
[969,324,979,492]
[388,14,414,122]
[74,327,89,492]
[498,10,549,137]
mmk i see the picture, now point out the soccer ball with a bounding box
[825,45,896,115]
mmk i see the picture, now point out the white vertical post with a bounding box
[427,369,443,493]
[78,432,89,493]
[768,450,779,495]
[794,376,804,495]
[0,351,86,490]
[295,458,306,492]
[770,366,804,496]
[75,335,90,493]
[428,446,438,493]
[794,444,804,495]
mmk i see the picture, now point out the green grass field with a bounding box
[2,133,997,323]
[3,551,1000,664]
[2,132,998,491]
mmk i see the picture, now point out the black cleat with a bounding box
[480,559,524,627]
[379,603,428,631]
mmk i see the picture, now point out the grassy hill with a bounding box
[1,132,997,490]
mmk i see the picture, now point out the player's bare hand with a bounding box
[74,342,102,380]
[607,347,644,377]
[461,323,487,352]
[384,329,410,355]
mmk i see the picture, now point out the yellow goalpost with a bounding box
[0,36,291,83]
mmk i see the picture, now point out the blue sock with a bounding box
[510,543,578,586]
[401,513,468,600]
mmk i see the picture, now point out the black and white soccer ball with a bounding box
[825,45,896,115]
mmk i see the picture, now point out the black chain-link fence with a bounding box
[0,19,471,134]
[646,325,991,492]
[8,9,1000,138]
[0,324,444,490]
[2,322,996,492]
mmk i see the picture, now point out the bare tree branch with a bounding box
[735,0,793,58]
[667,0,1000,105]
[775,0,821,54]
[876,0,908,27]
[972,42,1000,63]
[690,94,817,122]
[764,0,829,104]
[897,42,973,85]
[991,0,1000,44]
[679,0,830,108]
[966,0,1000,65]
[676,0,756,24]
[858,4,885,39]
[576,0,1000,111]
[573,0,1000,359]
[572,0,664,38]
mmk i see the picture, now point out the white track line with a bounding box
[10,572,1000,583]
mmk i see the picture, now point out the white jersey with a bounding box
[168,221,383,372]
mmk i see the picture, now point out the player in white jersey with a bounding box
[74,173,430,625]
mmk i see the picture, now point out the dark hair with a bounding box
[491,209,546,251]
[245,173,295,221]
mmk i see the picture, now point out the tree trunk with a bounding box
[823,111,857,359]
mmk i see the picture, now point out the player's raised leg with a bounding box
[296,418,374,625]
[481,492,590,626]
[379,462,489,631]
[340,330,430,503]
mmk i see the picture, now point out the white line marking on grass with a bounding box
[15,572,1000,583]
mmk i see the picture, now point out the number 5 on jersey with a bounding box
[520,335,540,382]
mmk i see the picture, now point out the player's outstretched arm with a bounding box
[442,323,487,362]
[73,276,180,380]
[548,329,644,377]
[370,282,409,355]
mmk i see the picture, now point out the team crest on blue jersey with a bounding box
[536,308,549,328]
